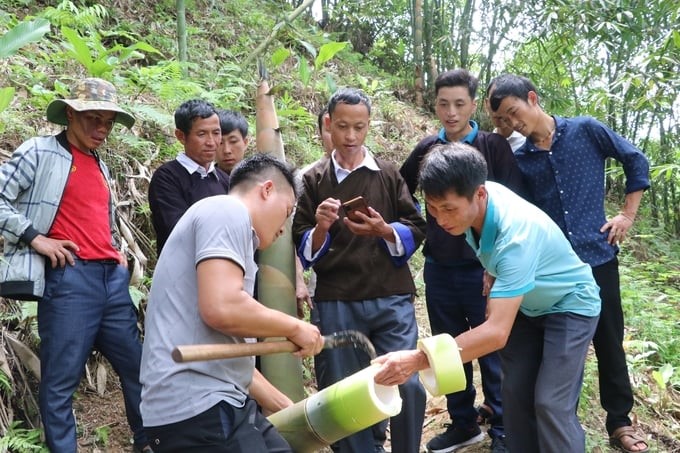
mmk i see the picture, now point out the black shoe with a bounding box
[133,444,153,453]
[490,435,508,453]
[426,424,484,453]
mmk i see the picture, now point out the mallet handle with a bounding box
[172,341,299,362]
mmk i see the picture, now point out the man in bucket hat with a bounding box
[0,78,151,452]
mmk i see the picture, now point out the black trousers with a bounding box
[591,257,634,434]
[145,399,291,452]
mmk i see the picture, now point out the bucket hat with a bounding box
[46,78,135,129]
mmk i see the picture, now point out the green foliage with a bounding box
[0,18,50,58]
[41,1,107,30]
[59,26,161,77]
[314,41,348,70]
[0,422,47,452]
[0,17,50,116]
[0,368,11,396]
[129,286,146,311]
[94,424,110,447]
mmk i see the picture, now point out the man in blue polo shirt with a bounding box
[373,143,601,453]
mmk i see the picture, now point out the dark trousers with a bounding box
[145,399,290,452]
[500,312,598,453]
[38,259,147,452]
[424,261,504,438]
[591,257,635,434]
[312,296,426,453]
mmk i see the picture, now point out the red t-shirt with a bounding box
[48,145,119,261]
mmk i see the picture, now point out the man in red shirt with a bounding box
[0,78,151,453]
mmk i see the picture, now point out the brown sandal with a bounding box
[609,426,649,453]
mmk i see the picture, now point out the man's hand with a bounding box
[30,235,78,268]
[601,213,635,245]
[372,349,429,386]
[315,198,342,232]
[344,207,395,242]
[117,251,128,268]
[288,321,323,358]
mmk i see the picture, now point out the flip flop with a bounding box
[609,426,649,453]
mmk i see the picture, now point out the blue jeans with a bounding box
[38,259,147,452]
[424,260,504,438]
[312,295,426,453]
[499,311,599,453]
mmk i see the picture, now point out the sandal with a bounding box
[476,403,493,425]
[609,426,649,453]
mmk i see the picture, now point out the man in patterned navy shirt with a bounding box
[489,74,650,453]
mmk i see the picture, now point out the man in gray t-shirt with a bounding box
[141,154,323,452]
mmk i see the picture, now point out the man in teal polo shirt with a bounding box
[374,143,600,453]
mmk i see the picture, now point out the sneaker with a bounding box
[490,436,508,453]
[426,424,484,453]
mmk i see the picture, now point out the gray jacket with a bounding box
[0,132,117,300]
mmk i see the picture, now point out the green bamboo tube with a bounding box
[258,217,305,402]
[417,334,466,396]
[266,399,328,452]
[268,365,402,452]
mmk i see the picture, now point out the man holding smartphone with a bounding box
[293,88,427,453]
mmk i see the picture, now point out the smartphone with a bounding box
[342,196,370,222]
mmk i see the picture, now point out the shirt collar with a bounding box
[437,120,479,144]
[176,152,216,177]
[466,183,498,254]
[331,147,380,183]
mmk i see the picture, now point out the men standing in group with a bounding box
[400,69,524,453]
[148,99,230,254]
[0,78,151,452]
[293,88,427,453]
[215,108,250,174]
[374,143,601,453]
[488,74,651,453]
[141,154,323,451]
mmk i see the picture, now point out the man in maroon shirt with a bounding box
[0,78,151,452]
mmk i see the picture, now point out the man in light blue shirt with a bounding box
[374,143,600,453]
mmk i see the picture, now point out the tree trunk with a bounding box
[413,0,424,107]
[176,0,187,77]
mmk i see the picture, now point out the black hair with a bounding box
[327,88,371,117]
[230,153,298,199]
[317,107,327,132]
[434,69,478,99]
[419,143,487,200]
[174,99,218,134]
[217,109,248,138]
[488,74,538,112]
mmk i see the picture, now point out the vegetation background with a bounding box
[0,0,678,451]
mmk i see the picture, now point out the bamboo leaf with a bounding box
[5,334,41,380]
[298,56,311,86]
[297,39,317,59]
[314,41,348,70]
[60,26,94,70]
[0,87,15,113]
[0,18,50,58]
[271,47,291,68]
